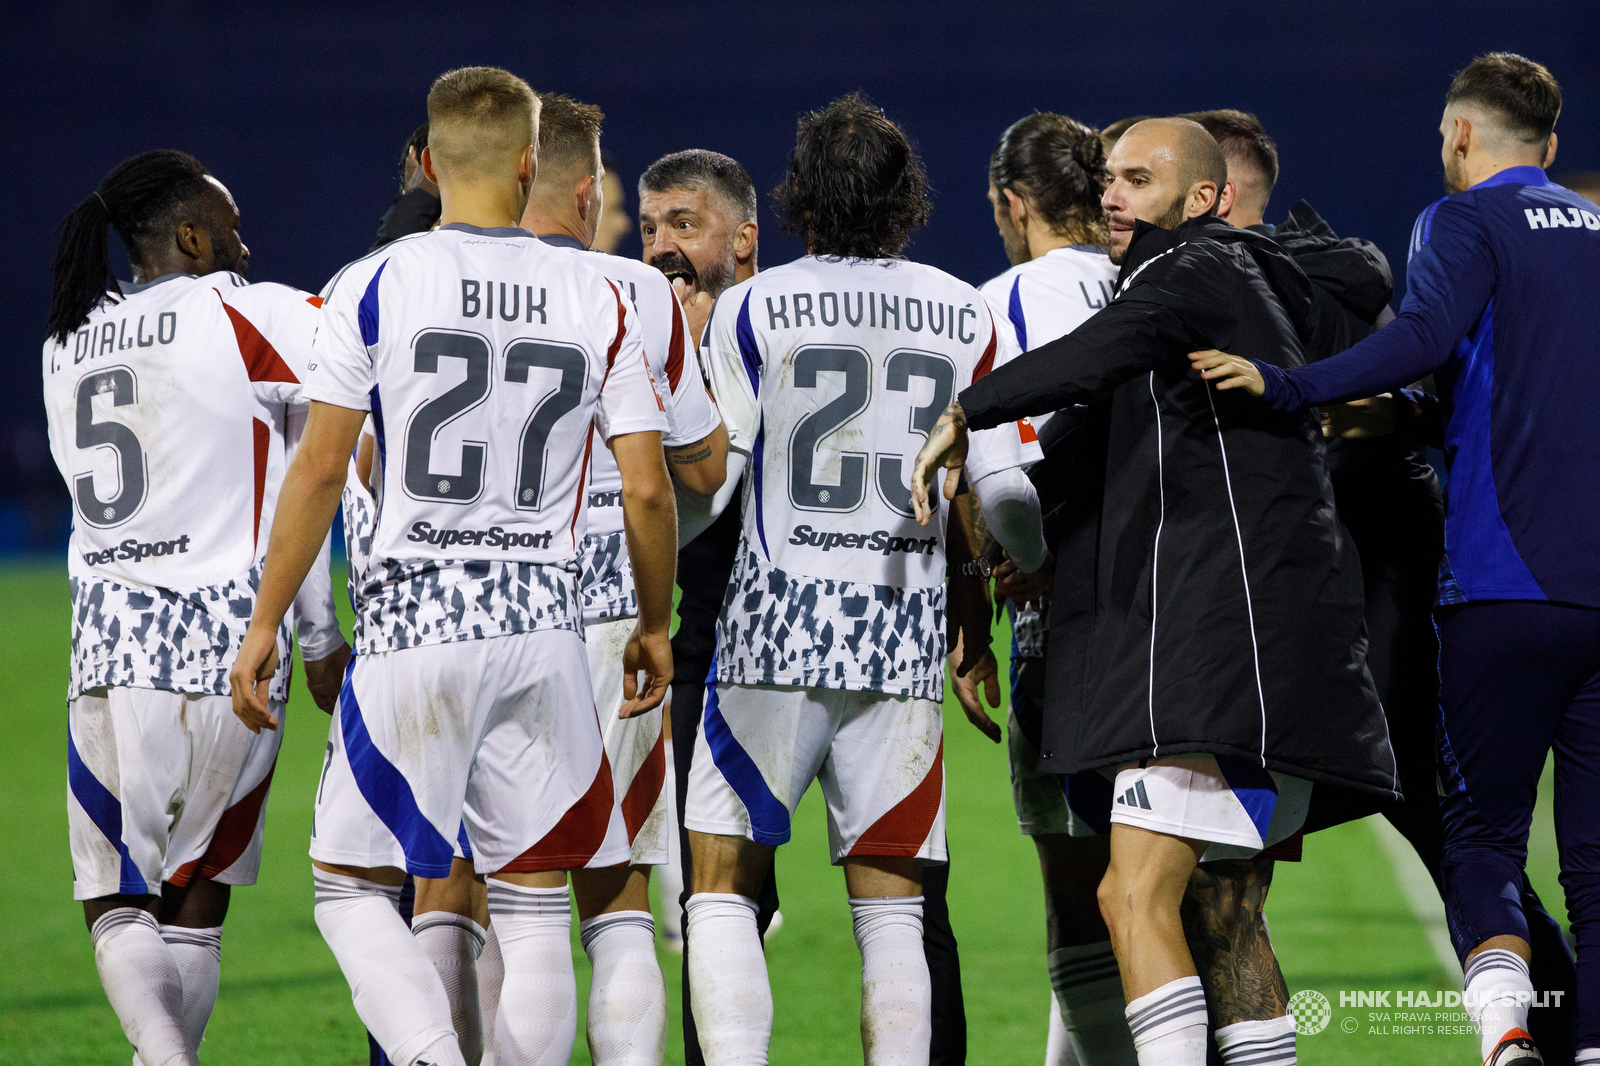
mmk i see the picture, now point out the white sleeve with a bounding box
[676,450,746,547]
[964,307,1043,481]
[213,279,319,409]
[302,259,381,412]
[283,405,345,659]
[663,290,723,446]
[701,293,759,456]
[595,284,671,442]
[971,465,1048,574]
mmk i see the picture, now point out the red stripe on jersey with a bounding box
[305,295,324,308]
[605,280,664,412]
[168,758,278,887]
[665,297,687,391]
[848,739,944,858]
[252,419,270,545]
[500,744,616,872]
[971,310,999,382]
[219,294,299,383]
[605,281,628,369]
[620,728,666,843]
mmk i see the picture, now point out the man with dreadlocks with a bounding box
[680,94,1049,1066]
[41,150,348,1066]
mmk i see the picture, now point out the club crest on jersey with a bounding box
[407,521,554,551]
[788,523,938,556]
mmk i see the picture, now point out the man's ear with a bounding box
[574,175,598,221]
[421,145,441,185]
[1216,180,1237,221]
[1543,131,1559,170]
[734,220,758,261]
[1188,181,1220,220]
[521,144,537,190]
[1003,187,1029,230]
[174,217,206,265]
[1451,115,1473,161]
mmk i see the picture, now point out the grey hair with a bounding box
[638,149,757,223]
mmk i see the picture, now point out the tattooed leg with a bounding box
[1181,859,1289,1027]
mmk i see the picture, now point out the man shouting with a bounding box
[911,118,1396,1066]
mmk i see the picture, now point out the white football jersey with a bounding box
[307,224,669,654]
[536,236,722,624]
[980,244,1117,361]
[43,271,320,699]
[704,256,1041,699]
[980,245,1117,658]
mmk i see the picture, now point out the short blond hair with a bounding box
[426,66,539,179]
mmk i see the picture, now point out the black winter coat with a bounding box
[961,216,1398,800]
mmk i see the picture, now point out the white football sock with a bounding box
[580,910,666,1065]
[1123,975,1208,1066]
[1049,942,1137,1065]
[1044,991,1079,1066]
[159,925,222,1055]
[413,911,487,1066]
[1574,1049,1600,1063]
[659,744,685,946]
[484,880,576,1066]
[685,893,771,1066]
[91,908,195,1066]
[1464,948,1534,1060]
[477,923,503,1066]
[312,870,464,1066]
[849,896,931,1066]
[1216,1015,1296,1064]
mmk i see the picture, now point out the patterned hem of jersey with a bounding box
[710,669,945,703]
[713,537,948,704]
[349,558,581,653]
[68,570,290,703]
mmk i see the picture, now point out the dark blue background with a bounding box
[5,1,1597,549]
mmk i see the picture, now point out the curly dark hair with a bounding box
[989,112,1108,244]
[773,93,930,258]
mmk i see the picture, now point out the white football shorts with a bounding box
[68,687,283,900]
[1007,707,1112,838]
[310,630,631,878]
[685,682,947,864]
[586,616,668,866]
[1109,755,1311,861]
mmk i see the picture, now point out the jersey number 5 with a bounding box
[73,366,147,528]
[403,330,588,510]
[788,345,953,517]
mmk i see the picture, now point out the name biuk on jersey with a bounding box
[536,237,722,624]
[43,272,320,700]
[307,224,669,654]
[703,256,1041,700]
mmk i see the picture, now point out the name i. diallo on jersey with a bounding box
[761,289,982,341]
[60,307,178,365]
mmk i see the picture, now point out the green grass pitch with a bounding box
[0,559,1568,1064]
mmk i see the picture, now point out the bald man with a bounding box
[912,119,1393,1066]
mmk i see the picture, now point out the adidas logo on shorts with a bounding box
[1115,780,1152,810]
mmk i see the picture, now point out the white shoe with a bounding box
[1485,1029,1542,1066]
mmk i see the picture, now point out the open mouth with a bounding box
[651,252,700,296]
